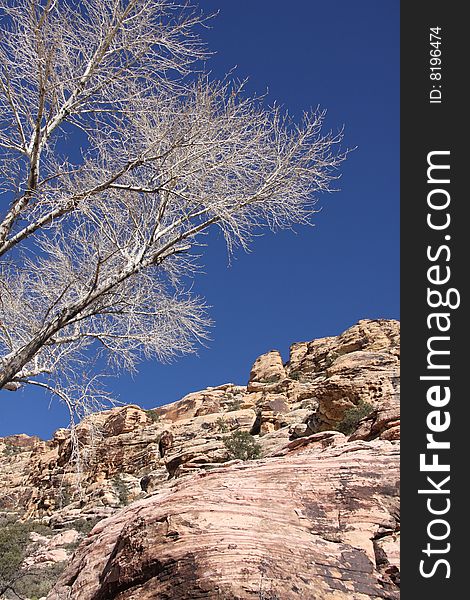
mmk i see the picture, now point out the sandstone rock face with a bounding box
[248,349,286,390]
[0,434,47,513]
[0,319,399,523]
[0,319,400,599]
[48,438,399,600]
[288,320,400,433]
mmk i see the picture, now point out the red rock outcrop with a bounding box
[0,319,399,522]
[0,319,400,599]
[48,437,399,600]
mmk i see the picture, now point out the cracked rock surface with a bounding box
[48,437,399,600]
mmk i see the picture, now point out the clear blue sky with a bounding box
[0,0,399,439]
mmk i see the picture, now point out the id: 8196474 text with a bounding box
[429,27,443,104]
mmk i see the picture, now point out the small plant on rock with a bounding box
[223,431,262,461]
[145,410,161,424]
[112,476,130,506]
[215,417,229,433]
[1,443,24,457]
[67,517,101,536]
[226,398,242,412]
[336,400,374,435]
[58,484,73,508]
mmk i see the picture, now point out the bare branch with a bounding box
[0,0,347,429]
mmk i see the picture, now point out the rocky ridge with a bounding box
[0,319,400,599]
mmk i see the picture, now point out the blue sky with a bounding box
[0,0,399,439]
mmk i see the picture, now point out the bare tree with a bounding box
[0,0,346,426]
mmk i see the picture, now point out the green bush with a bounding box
[145,409,161,423]
[112,476,129,506]
[28,522,55,537]
[262,375,281,384]
[14,562,66,599]
[336,400,374,435]
[58,485,73,508]
[1,444,25,457]
[0,521,30,591]
[215,417,229,433]
[324,351,340,368]
[67,517,101,535]
[226,398,242,412]
[0,519,66,598]
[223,431,262,461]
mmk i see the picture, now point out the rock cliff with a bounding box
[49,437,399,600]
[0,319,400,599]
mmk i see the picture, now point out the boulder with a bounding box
[47,439,399,600]
[248,350,286,390]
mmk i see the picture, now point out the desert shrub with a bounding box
[0,519,64,598]
[226,398,242,412]
[324,351,340,368]
[259,591,281,600]
[14,562,66,599]
[0,521,30,591]
[145,410,161,424]
[215,417,229,433]
[0,519,61,596]
[263,375,281,384]
[336,400,374,435]
[58,485,73,508]
[1,444,25,457]
[223,431,262,461]
[28,522,55,538]
[67,517,101,535]
[64,539,81,552]
[112,476,129,506]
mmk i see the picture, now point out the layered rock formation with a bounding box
[0,319,400,599]
[49,437,400,600]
